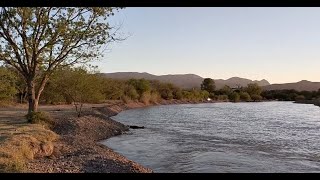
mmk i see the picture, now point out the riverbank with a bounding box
[294,99,320,107]
[24,103,153,173]
[23,99,207,173]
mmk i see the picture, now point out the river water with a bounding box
[101,102,320,173]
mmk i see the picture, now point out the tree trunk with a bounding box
[27,75,49,115]
[20,93,23,104]
[27,80,38,114]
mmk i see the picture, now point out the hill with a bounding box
[263,80,320,92]
[100,72,270,89]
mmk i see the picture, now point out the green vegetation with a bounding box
[229,92,240,102]
[245,83,262,97]
[0,66,217,113]
[0,67,18,103]
[25,111,55,129]
[201,78,216,94]
[239,92,251,101]
[261,89,320,101]
[1,66,320,110]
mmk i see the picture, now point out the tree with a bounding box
[0,7,122,115]
[100,78,127,101]
[239,92,251,101]
[0,66,17,102]
[219,85,232,96]
[201,78,215,93]
[251,94,263,102]
[245,83,262,96]
[54,67,104,117]
[127,79,151,96]
[229,92,240,102]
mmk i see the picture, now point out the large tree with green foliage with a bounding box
[0,7,122,114]
[201,78,216,93]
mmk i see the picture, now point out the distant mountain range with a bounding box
[100,72,320,91]
[263,80,320,92]
[100,72,270,89]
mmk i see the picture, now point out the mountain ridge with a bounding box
[100,72,320,91]
[100,72,270,89]
[263,80,320,91]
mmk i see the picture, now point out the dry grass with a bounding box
[0,110,58,172]
[0,101,16,108]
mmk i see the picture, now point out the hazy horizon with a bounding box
[92,8,320,84]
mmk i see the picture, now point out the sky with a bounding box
[92,7,320,84]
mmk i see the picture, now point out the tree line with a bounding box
[2,66,320,108]
[0,66,210,108]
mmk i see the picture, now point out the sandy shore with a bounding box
[25,99,206,173]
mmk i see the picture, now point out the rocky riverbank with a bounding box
[25,105,152,173]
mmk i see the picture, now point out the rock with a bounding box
[129,125,145,129]
[36,142,54,157]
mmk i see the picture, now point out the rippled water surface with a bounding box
[101,102,320,172]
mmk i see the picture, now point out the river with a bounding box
[101,102,320,173]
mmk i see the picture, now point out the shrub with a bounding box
[239,92,251,101]
[25,112,54,128]
[140,91,151,105]
[209,93,215,99]
[229,92,240,102]
[150,91,161,104]
[174,90,183,100]
[122,95,132,104]
[217,95,228,101]
[251,94,263,101]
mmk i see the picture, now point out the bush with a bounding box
[229,92,240,102]
[25,112,54,128]
[217,95,228,101]
[122,95,132,104]
[174,90,183,100]
[140,91,151,105]
[251,94,263,101]
[209,92,215,99]
[150,91,161,104]
[239,92,251,101]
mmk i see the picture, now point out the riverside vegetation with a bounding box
[1,65,320,109]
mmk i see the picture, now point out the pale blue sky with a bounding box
[92,7,320,84]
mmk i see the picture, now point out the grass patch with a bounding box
[0,114,58,172]
[0,101,15,108]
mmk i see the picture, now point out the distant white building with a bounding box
[207,98,212,101]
